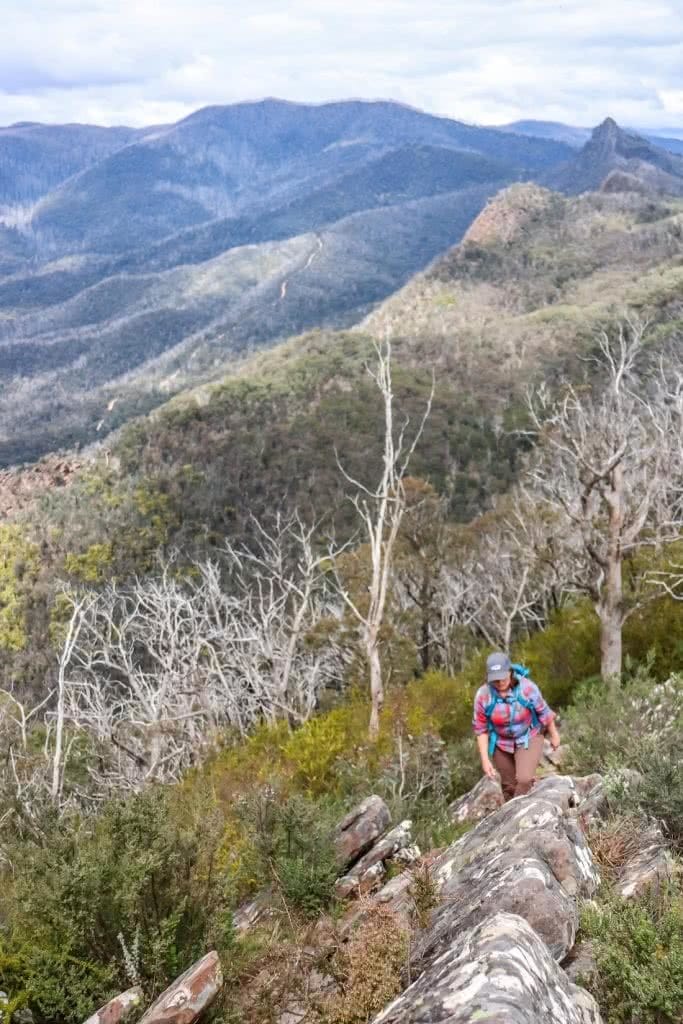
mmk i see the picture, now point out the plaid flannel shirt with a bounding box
[472,679,555,753]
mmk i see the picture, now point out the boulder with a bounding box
[83,988,143,1024]
[448,775,503,823]
[372,912,603,1024]
[411,790,600,969]
[619,823,673,899]
[394,843,421,865]
[564,940,598,988]
[335,820,413,898]
[543,738,570,769]
[334,796,391,870]
[233,887,274,935]
[138,951,223,1024]
[339,868,416,936]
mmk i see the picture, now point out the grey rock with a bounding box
[448,775,503,823]
[138,951,223,1024]
[532,775,580,811]
[335,819,412,898]
[564,940,598,987]
[82,987,143,1024]
[373,911,604,1024]
[233,887,274,935]
[339,868,416,936]
[619,823,673,899]
[544,739,570,768]
[411,790,600,969]
[394,843,421,865]
[334,795,392,870]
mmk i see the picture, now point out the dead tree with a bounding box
[524,315,683,680]
[335,340,433,739]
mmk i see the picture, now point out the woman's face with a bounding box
[492,671,513,694]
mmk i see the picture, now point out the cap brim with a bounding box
[487,670,509,682]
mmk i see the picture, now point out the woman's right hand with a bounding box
[481,758,497,780]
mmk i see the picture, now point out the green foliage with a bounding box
[0,525,39,652]
[281,708,364,795]
[63,543,113,583]
[563,671,683,777]
[2,787,233,1022]
[514,602,601,708]
[234,791,339,918]
[581,883,683,1024]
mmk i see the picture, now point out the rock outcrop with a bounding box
[448,774,503,823]
[335,819,416,898]
[83,988,143,1024]
[618,822,673,899]
[373,912,603,1024]
[411,786,599,970]
[80,953,223,1024]
[334,795,392,870]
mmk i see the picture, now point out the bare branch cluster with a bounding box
[521,314,683,676]
[0,515,344,819]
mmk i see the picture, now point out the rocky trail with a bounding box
[74,759,673,1024]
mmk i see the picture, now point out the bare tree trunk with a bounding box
[599,463,624,681]
[51,599,85,803]
[367,631,383,741]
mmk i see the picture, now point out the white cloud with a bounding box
[0,0,681,132]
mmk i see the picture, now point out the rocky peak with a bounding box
[461,183,554,247]
[547,116,683,195]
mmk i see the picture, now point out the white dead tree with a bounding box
[222,513,342,722]
[334,341,433,740]
[523,315,683,680]
[54,519,342,795]
[429,493,570,666]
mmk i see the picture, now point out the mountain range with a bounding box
[0,101,681,466]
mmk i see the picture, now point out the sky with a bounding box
[1,0,683,133]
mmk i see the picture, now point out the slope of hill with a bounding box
[60,183,681,558]
[25,100,571,258]
[546,118,683,195]
[0,100,577,465]
[0,121,144,208]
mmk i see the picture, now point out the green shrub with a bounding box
[2,787,233,1022]
[235,791,339,918]
[581,883,683,1024]
[563,672,683,777]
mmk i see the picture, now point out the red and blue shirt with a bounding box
[472,679,555,753]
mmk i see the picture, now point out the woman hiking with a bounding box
[473,652,561,801]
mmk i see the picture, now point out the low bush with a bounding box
[1,787,233,1023]
[319,908,409,1024]
[235,791,340,918]
[562,672,683,777]
[581,883,683,1024]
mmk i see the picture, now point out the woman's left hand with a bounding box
[549,730,561,751]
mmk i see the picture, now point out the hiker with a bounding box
[473,652,561,801]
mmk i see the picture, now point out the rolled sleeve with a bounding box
[472,689,489,735]
[530,683,555,727]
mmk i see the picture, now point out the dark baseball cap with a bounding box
[486,652,511,682]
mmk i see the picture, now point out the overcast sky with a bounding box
[2,0,682,133]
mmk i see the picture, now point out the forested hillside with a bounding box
[2,150,683,1024]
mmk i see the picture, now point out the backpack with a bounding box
[483,664,540,757]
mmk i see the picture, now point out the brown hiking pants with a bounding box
[493,733,545,801]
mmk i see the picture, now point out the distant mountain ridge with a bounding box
[0,98,574,464]
[1,102,681,468]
